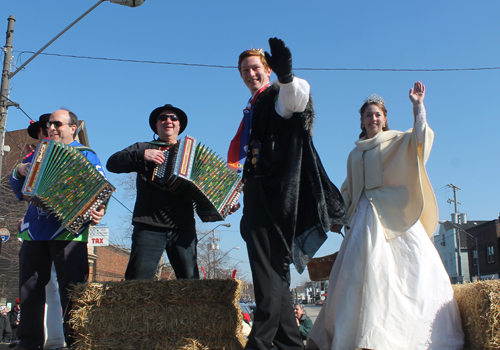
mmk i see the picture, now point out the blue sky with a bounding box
[2,0,499,287]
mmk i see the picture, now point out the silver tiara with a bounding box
[364,93,385,106]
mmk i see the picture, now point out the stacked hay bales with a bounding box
[453,280,500,350]
[69,279,246,350]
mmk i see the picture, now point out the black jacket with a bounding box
[243,84,348,273]
[107,141,195,231]
[8,308,19,328]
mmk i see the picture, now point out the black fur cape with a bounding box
[243,83,348,273]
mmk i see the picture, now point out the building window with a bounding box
[487,246,495,264]
[473,250,478,266]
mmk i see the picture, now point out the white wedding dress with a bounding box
[307,193,464,350]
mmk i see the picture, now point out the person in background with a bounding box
[8,299,20,342]
[0,306,13,344]
[293,304,312,341]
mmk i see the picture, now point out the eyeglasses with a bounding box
[47,121,73,128]
[158,114,179,122]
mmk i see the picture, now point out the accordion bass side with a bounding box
[22,140,115,236]
[152,135,242,222]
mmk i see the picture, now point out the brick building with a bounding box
[466,218,500,281]
[0,129,35,304]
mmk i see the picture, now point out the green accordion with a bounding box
[22,140,115,236]
[152,135,242,222]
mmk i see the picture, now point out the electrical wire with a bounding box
[0,94,33,121]
[110,194,133,214]
[14,50,500,72]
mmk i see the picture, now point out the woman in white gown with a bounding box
[307,82,464,350]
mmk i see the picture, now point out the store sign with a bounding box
[0,228,10,243]
[88,227,109,246]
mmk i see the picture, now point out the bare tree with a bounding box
[111,173,136,246]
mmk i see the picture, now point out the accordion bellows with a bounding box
[22,140,115,235]
[153,135,242,222]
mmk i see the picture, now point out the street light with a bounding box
[0,0,145,188]
[198,223,231,242]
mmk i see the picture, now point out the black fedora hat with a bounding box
[27,113,51,139]
[149,104,188,135]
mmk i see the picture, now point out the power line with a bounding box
[5,130,25,154]
[110,194,133,214]
[1,94,33,121]
[14,50,500,72]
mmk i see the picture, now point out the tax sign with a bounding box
[88,227,109,246]
[0,228,10,243]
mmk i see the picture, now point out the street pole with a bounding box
[0,15,15,190]
[447,184,462,280]
[212,229,217,279]
[475,236,480,280]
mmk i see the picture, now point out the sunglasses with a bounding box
[158,114,179,122]
[46,121,73,128]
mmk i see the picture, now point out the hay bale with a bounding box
[453,280,500,350]
[69,279,246,350]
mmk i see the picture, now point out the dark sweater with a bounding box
[107,141,195,231]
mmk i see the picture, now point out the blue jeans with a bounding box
[125,223,199,280]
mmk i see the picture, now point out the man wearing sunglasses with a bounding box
[107,104,200,281]
[10,109,106,350]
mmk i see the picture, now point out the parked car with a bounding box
[315,299,324,306]
[247,302,256,314]
[239,303,254,326]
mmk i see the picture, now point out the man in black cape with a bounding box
[228,38,347,349]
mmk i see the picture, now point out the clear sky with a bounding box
[2,0,499,287]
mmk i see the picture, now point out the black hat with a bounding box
[27,113,51,139]
[149,104,188,135]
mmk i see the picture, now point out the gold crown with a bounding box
[364,93,385,106]
[250,48,264,55]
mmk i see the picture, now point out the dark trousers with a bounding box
[241,180,303,350]
[17,240,89,350]
[125,223,199,280]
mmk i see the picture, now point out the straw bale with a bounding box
[453,280,500,350]
[69,279,247,350]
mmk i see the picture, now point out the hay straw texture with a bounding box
[69,279,246,350]
[453,280,500,350]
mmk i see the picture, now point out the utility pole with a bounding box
[211,230,220,279]
[447,184,462,281]
[0,16,16,191]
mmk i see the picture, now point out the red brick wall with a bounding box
[93,245,175,281]
[93,245,131,281]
